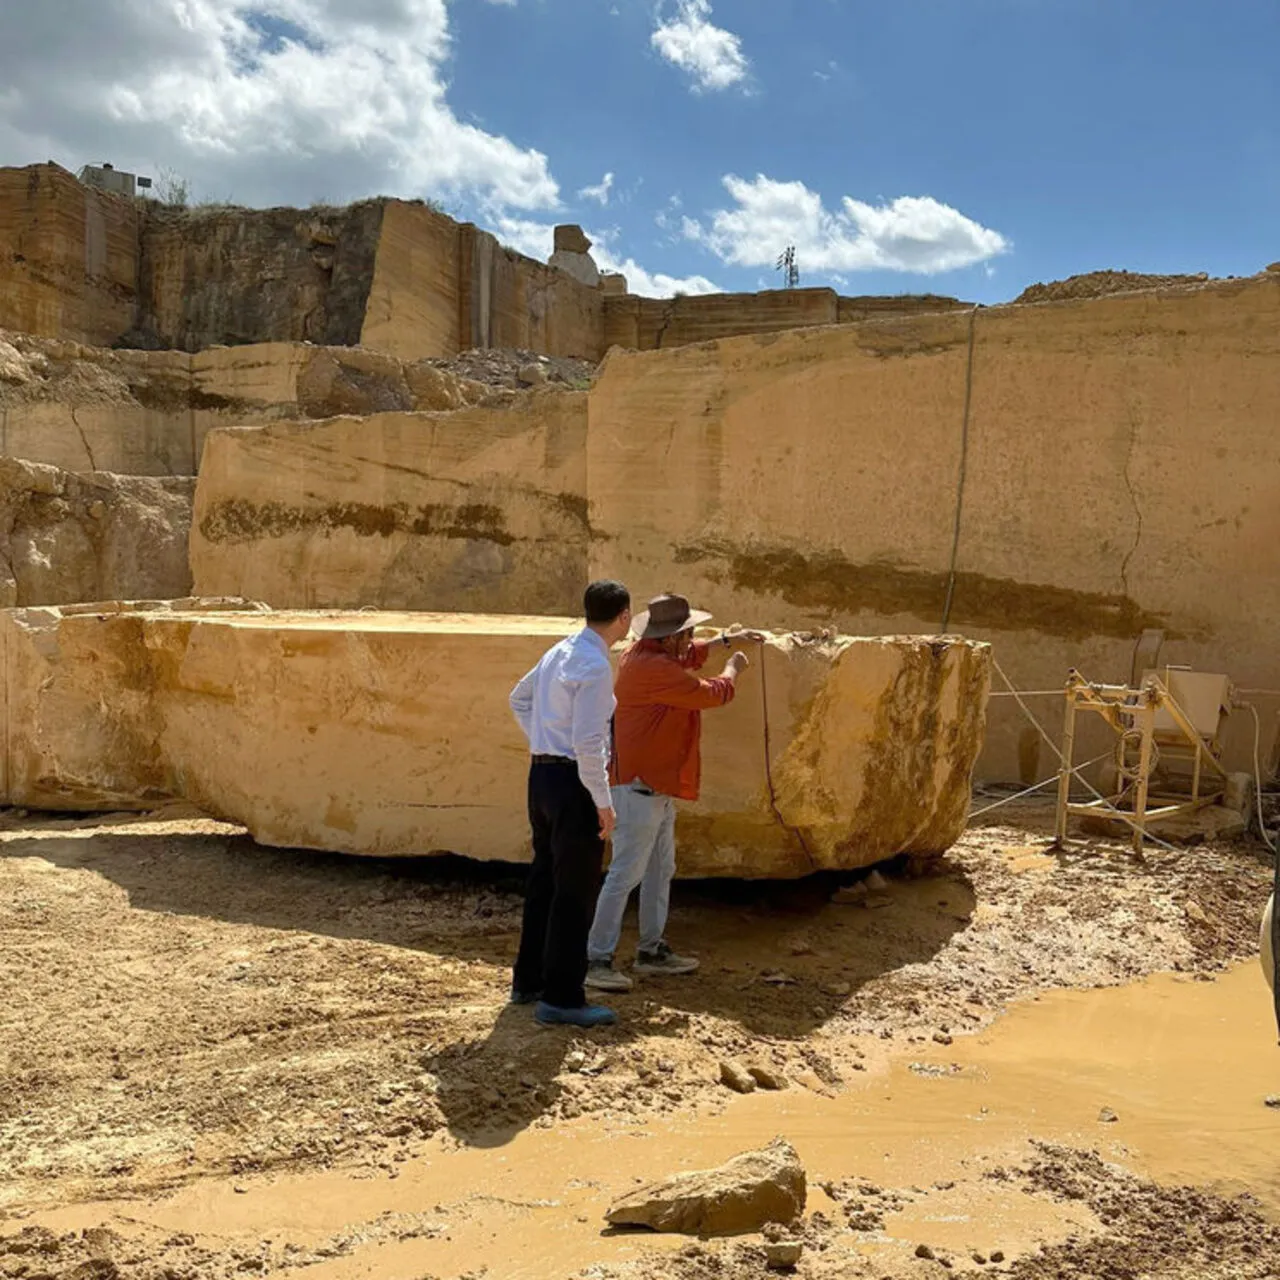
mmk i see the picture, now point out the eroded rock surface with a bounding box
[605,1138,806,1235]
[0,457,193,606]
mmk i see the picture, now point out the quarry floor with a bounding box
[0,804,1277,1280]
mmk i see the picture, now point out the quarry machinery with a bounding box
[1052,664,1279,1038]
[1053,666,1256,855]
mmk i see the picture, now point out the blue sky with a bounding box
[2,1,1277,302]
[448,0,1279,302]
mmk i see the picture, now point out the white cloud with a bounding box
[654,192,683,232]
[490,216,721,298]
[684,174,1010,275]
[577,171,615,206]
[0,1,558,211]
[602,253,720,299]
[651,0,749,93]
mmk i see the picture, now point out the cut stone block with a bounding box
[189,396,588,616]
[0,606,989,878]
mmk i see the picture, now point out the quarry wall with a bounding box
[0,163,965,361]
[0,164,139,347]
[0,332,490,476]
[133,202,385,352]
[587,273,1280,781]
[0,457,193,607]
[361,202,606,362]
[187,273,1280,782]
[601,289,969,350]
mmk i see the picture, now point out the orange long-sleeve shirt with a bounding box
[609,639,736,802]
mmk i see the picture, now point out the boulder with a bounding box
[553,225,593,256]
[765,1240,804,1269]
[605,1138,805,1235]
[0,607,988,877]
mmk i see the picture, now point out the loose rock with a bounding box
[604,1137,806,1235]
[719,1060,757,1094]
[765,1239,803,1269]
[1098,1106,1119,1123]
[747,1065,788,1091]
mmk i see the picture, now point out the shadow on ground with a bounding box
[1,811,976,1145]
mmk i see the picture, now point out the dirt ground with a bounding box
[0,800,1275,1279]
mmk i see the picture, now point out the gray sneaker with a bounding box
[634,941,699,976]
[585,961,634,992]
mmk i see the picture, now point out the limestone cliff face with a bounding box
[131,201,386,352]
[0,607,989,878]
[190,393,589,614]
[0,162,967,359]
[0,164,139,346]
[363,204,604,362]
[0,457,194,607]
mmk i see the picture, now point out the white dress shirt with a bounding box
[509,627,616,811]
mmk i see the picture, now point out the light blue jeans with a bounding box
[587,782,677,962]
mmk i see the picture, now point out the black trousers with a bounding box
[512,760,605,1009]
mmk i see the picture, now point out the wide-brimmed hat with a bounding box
[632,592,713,640]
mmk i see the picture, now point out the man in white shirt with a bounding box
[509,580,632,1027]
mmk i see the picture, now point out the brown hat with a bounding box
[631,592,713,640]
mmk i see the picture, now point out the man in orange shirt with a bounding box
[585,593,757,991]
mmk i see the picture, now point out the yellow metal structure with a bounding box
[1054,667,1232,854]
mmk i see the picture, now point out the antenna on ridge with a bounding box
[775,245,799,289]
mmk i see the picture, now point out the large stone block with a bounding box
[0,606,989,878]
[189,395,589,614]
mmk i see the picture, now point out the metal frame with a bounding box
[1053,669,1229,855]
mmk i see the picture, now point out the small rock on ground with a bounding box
[748,1065,788,1091]
[765,1240,803,1269]
[605,1137,806,1235]
[719,1060,757,1093]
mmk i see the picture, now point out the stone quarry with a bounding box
[2,157,1278,853]
[0,158,1278,1280]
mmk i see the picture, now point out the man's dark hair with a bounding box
[584,579,630,624]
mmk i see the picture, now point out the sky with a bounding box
[0,1,1276,302]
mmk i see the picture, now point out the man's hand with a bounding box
[724,626,768,645]
[725,650,751,678]
[598,807,617,840]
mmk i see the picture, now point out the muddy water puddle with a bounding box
[23,963,1279,1278]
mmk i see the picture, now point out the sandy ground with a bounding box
[0,800,1276,1279]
